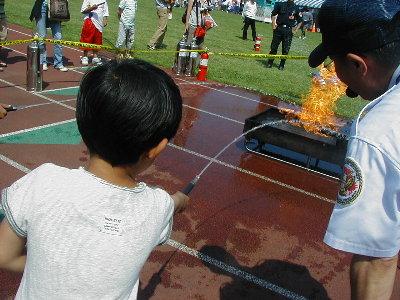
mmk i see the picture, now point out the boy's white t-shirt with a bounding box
[1,163,174,300]
[119,0,137,29]
[81,0,110,32]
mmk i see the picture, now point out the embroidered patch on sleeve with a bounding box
[337,157,363,206]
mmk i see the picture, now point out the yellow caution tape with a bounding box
[212,52,308,60]
[44,38,114,51]
[0,38,36,47]
[0,38,308,60]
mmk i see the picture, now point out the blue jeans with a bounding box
[36,2,64,67]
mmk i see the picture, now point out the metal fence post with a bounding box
[26,40,43,92]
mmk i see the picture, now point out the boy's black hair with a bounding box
[76,59,182,166]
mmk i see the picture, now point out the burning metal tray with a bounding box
[243,107,351,178]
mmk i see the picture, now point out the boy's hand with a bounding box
[0,104,8,119]
[103,17,108,27]
[171,191,190,213]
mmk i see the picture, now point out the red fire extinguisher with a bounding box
[254,36,262,52]
[197,52,209,81]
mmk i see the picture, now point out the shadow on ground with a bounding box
[200,245,330,300]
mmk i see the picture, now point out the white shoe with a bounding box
[42,64,48,71]
[81,56,89,65]
[92,57,101,65]
[56,66,68,72]
[168,13,173,20]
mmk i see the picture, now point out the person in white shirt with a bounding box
[79,0,109,65]
[309,0,400,298]
[0,59,190,299]
[115,0,137,54]
[242,0,257,41]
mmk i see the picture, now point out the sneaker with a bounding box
[81,56,89,65]
[147,45,156,50]
[42,63,48,71]
[278,65,285,71]
[168,13,173,20]
[266,63,273,68]
[55,66,68,72]
[92,57,102,65]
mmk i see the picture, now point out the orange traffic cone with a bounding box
[254,36,262,52]
[197,52,209,81]
[311,23,317,33]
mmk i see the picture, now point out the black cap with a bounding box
[309,0,400,68]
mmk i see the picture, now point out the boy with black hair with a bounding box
[0,59,189,299]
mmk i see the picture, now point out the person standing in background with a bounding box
[242,0,257,41]
[147,0,170,50]
[185,0,210,44]
[299,7,313,39]
[266,0,300,70]
[80,0,109,66]
[115,0,137,56]
[30,0,68,72]
[0,0,7,71]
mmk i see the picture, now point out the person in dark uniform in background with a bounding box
[266,0,300,70]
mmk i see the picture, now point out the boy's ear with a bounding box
[147,138,168,159]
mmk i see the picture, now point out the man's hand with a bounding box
[103,17,108,27]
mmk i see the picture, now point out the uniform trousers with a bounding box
[242,16,256,41]
[267,25,293,67]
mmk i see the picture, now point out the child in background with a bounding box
[115,0,137,56]
[0,59,189,298]
[80,0,109,65]
[242,0,257,41]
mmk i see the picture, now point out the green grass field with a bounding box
[5,0,367,118]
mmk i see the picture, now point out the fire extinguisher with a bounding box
[254,36,262,52]
[197,52,209,81]
[173,36,189,76]
[185,38,199,77]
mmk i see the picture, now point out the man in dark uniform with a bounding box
[266,0,300,70]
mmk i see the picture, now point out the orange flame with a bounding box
[282,63,347,136]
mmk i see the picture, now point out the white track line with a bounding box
[0,155,307,299]
[0,119,75,139]
[38,86,80,94]
[0,154,31,173]
[16,98,76,110]
[166,239,307,300]
[168,143,335,204]
[175,77,271,106]
[183,104,244,125]
[0,78,76,111]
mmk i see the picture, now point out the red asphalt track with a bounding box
[1,24,399,299]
